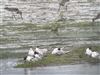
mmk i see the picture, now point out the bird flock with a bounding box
[85,48,100,58]
[24,47,100,62]
[24,47,69,62]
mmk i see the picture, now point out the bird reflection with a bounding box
[24,68,32,75]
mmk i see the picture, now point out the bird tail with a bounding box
[64,51,70,54]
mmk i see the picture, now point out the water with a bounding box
[0,59,100,75]
[0,23,100,51]
[0,22,100,75]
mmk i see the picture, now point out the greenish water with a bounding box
[0,59,100,75]
[0,22,100,51]
[0,22,100,75]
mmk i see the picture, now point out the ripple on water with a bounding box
[0,23,100,53]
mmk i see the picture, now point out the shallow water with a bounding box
[0,59,100,75]
[0,23,100,75]
[0,23,100,52]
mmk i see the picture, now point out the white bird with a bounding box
[41,48,48,54]
[24,48,43,62]
[52,48,59,54]
[52,48,65,55]
[85,48,100,58]
[35,47,48,56]
[28,48,34,56]
[35,47,43,55]
[34,51,42,59]
[24,55,40,62]
[91,51,99,58]
[85,48,92,56]
[25,56,34,62]
[34,54,42,59]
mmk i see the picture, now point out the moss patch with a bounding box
[15,46,100,68]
